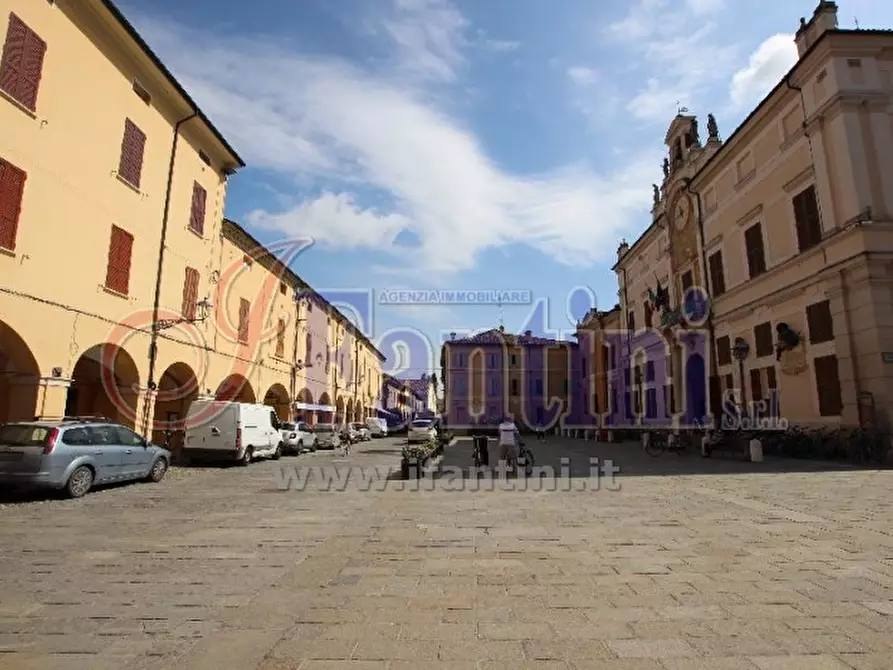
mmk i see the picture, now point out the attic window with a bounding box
[280,282,287,296]
[132,79,151,104]
[198,150,211,166]
[243,254,253,267]
[816,69,827,83]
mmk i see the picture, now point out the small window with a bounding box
[744,223,767,278]
[118,119,147,189]
[131,79,151,104]
[280,282,288,296]
[243,254,253,267]
[189,182,207,235]
[754,322,773,358]
[105,225,134,295]
[0,156,27,252]
[806,299,834,344]
[792,185,822,253]
[814,355,842,416]
[238,298,250,343]
[716,336,732,366]
[182,267,199,320]
[276,318,286,357]
[198,150,211,166]
[708,251,726,296]
[627,311,635,332]
[0,14,47,112]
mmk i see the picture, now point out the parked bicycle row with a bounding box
[641,421,890,465]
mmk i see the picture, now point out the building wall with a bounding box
[694,23,893,427]
[0,0,385,439]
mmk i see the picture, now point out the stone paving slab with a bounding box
[1,437,893,669]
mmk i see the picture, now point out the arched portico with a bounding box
[295,388,314,424]
[0,319,41,423]
[216,374,256,404]
[318,392,333,424]
[67,343,141,429]
[264,383,290,420]
[346,398,354,426]
[152,362,199,451]
[335,396,345,425]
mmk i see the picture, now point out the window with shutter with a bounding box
[276,318,286,357]
[792,185,822,252]
[181,267,199,320]
[716,335,732,366]
[105,225,134,295]
[766,365,779,415]
[305,332,312,362]
[189,182,206,235]
[644,302,653,327]
[118,119,146,189]
[744,223,767,278]
[627,311,635,332]
[754,322,773,357]
[806,299,834,343]
[708,251,726,296]
[0,157,26,251]
[0,14,47,112]
[814,354,842,416]
[237,298,250,343]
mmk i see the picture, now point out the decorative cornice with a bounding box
[783,166,816,194]
[736,203,764,228]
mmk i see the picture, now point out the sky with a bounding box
[122,0,893,380]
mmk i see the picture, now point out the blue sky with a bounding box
[122,0,893,379]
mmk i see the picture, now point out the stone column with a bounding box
[34,376,73,421]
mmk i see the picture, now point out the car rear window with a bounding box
[281,423,295,431]
[411,420,432,428]
[0,424,51,446]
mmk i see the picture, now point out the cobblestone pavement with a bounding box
[1,436,893,669]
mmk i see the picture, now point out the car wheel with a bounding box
[310,439,317,452]
[147,458,168,482]
[66,466,93,498]
[240,447,253,466]
[272,443,283,460]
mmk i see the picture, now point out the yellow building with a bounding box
[0,0,384,443]
[614,1,893,429]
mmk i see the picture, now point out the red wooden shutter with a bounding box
[105,225,134,295]
[17,23,46,111]
[276,318,286,357]
[0,157,26,251]
[118,119,146,188]
[189,182,206,235]
[182,267,199,319]
[238,298,250,342]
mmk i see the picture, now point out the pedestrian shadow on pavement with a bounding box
[434,438,884,479]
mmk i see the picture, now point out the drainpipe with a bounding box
[682,177,720,420]
[141,111,198,436]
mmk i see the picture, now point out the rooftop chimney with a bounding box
[524,330,532,337]
[795,1,838,57]
[450,332,456,340]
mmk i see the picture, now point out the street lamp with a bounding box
[153,296,213,331]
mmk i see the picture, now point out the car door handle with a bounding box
[125,449,132,454]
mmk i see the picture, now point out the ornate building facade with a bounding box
[614,0,893,429]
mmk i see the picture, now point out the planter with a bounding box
[401,457,422,479]
[401,440,438,479]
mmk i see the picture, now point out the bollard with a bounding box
[701,435,709,457]
[749,438,763,462]
[642,432,650,451]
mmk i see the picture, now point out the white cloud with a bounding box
[729,33,798,109]
[600,0,740,123]
[567,66,598,87]
[132,10,658,275]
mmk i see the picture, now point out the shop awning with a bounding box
[294,402,335,412]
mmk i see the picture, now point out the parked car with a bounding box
[0,418,171,498]
[407,418,437,444]
[183,400,283,465]
[365,417,388,437]
[280,421,316,454]
[350,422,371,441]
[313,423,341,449]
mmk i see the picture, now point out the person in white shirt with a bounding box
[498,416,520,467]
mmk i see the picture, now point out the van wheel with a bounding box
[272,443,282,460]
[66,466,93,498]
[240,447,253,466]
[310,439,317,453]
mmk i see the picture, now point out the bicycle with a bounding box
[644,430,688,456]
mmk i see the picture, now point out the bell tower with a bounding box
[665,113,701,176]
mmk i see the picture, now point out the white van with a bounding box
[365,417,388,437]
[183,400,284,465]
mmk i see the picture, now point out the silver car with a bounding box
[312,423,341,449]
[0,418,171,498]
